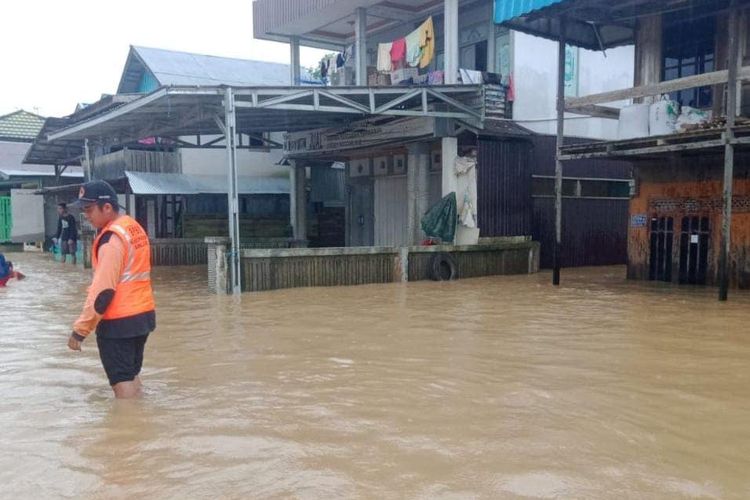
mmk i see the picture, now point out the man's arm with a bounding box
[69,235,124,349]
[55,217,62,241]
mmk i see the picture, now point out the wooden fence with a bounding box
[231,241,540,293]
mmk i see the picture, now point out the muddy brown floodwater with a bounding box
[1,253,749,498]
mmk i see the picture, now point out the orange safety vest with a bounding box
[92,215,155,320]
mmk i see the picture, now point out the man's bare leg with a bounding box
[112,376,143,399]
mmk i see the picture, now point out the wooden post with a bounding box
[553,17,566,286]
[719,1,739,301]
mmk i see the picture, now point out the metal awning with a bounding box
[124,171,290,195]
[47,84,492,144]
[24,95,142,166]
[494,0,747,50]
[494,0,635,50]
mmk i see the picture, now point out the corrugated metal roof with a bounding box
[0,110,46,141]
[493,0,637,50]
[1,141,83,177]
[0,168,83,179]
[118,46,320,93]
[124,171,290,195]
[494,0,564,25]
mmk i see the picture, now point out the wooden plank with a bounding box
[564,104,621,119]
[559,138,727,160]
[567,66,750,108]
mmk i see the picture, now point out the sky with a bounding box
[0,0,329,118]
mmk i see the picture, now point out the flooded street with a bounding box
[1,253,749,498]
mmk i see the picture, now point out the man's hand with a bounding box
[67,334,83,351]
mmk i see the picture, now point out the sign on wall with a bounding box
[564,44,579,97]
[630,214,648,228]
[283,117,434,156]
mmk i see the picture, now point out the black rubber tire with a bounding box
[430,253,458,281]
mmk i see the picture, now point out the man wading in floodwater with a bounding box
[67,180,156,398]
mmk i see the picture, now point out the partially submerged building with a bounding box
[41,0,637,293]
[29,47,322,263]
[254,0,635,268]
[0,110,82,244]
[496,0,750,299]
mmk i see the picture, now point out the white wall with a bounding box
[511,32,634,140]
[179,133,288,178]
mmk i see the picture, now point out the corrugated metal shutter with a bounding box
[532,197,628,268]
[477,138,533,236]
[374,176,408,247]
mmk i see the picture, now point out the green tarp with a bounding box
[421,192,457,243]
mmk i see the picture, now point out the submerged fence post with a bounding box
[205,236,230,294]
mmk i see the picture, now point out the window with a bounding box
[662,9,716,108]
[532,176,631,199]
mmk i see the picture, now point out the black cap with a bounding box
[70,180,121,209]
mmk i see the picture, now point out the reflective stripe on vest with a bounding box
[92,215,155,320]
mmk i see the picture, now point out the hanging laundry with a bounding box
[327,54,338,74]
[428,70,444,85]
[418,16,435,68]
[336,53,345,68]
[320,58,329,79]
[390,38,406,69]
[377,42,393,72]
[405,28,422,67]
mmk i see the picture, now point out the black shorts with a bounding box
[61,240,77,255]
[96,334,148,386]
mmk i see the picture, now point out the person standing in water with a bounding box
[54,202,78,265]
[68,180,156,398]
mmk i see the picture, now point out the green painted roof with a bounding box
[494,0,564,25]
[0,110,46,141]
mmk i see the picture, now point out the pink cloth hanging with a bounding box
[390,38,406,69]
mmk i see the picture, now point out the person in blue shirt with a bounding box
[0,253,25,286]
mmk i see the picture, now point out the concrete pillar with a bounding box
[223,87,242,294]
[486,9,496,73]
[355,7,368,85]
[290,163,307,241]
[441,137,458,196]
[290,36,301,86]
[205,236,230,294]
[444,0,459,84]
[407,143,430,244]
[394,247,409,282]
